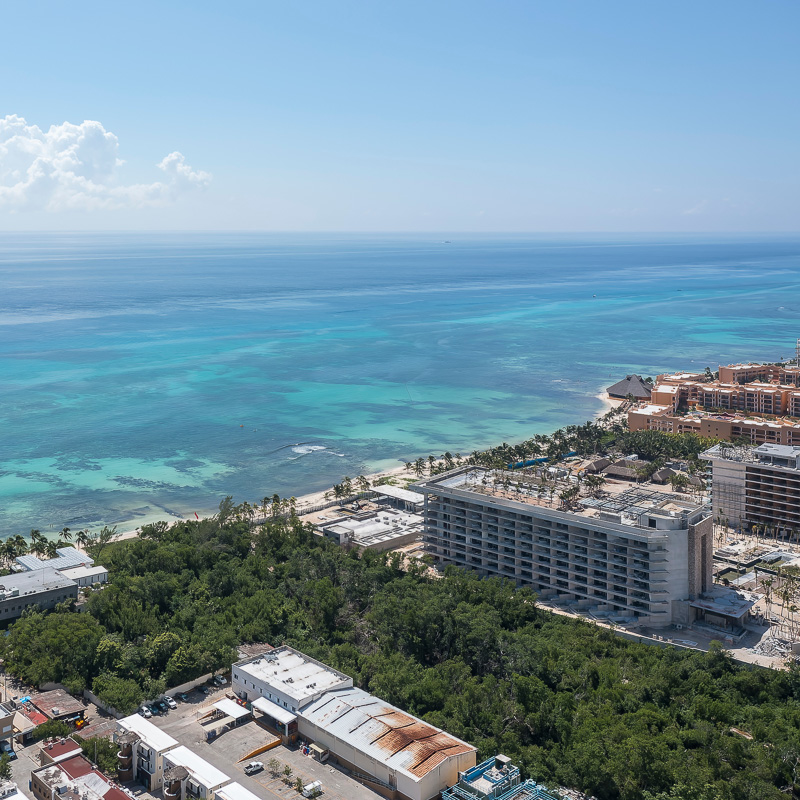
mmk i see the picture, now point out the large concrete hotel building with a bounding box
[702,442,800,534]
[628,363,800,446]
[417,467,712,627]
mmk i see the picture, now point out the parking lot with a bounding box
[148,686,382,800]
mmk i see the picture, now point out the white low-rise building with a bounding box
[232,646,352,714]
[57,565,108,587]
[163,745,230,800]
[216,784,261,800]
[116,714,179,791]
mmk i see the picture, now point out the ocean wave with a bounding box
[291,445,328,455]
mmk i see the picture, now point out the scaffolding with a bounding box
[442,757,559,800]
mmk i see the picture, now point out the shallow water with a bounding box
[1,232,798,535]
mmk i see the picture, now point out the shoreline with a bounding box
[104,384,620,547]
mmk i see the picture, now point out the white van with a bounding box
[302,782,322,798]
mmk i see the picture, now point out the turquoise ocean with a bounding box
[1,232,799,536]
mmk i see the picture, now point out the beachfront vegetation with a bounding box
[399,418,718,478]
[2,506,800,799]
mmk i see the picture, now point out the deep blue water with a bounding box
[1,232,799,536]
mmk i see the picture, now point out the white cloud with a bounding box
[0,114,210,212]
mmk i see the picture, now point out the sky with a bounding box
[0,1,798,231]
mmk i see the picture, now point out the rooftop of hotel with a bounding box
[631,404,800,428]
[235,646,352,705]
[702,442,800,469]
[416,467,707,531]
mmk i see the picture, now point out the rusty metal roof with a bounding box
[299,688,475,781]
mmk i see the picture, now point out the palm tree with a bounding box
[357,475,370,493]
[59,527,72,543]
[29,529,46,557]
[74,529,91,550]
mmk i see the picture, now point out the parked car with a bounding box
[302,782,322,798]
[0,742,17,761]
[198,686,209,695]
[213,675,228,686]
[243,761,264,776]
[164,696,177,709]
[149,704,162,716]
[156,700,168,713]
[139,705,153,719]
[177,692,189,702]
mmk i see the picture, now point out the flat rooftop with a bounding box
[235,646,351,706]
[217,784,261,800]
[320,508,423,546]
[417,467,706,531]
[57,565,108,580]
[702,443,800,469]
[16,547,92,573]
[31,689,85,718]
[118,713,178,752]
[36,756,129,800]
[690,588,756,619]
[164,745,229,788]
[0,567,76,599]
[375,485,425,504]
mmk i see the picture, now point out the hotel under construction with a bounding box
[416,467,712,628]
[702,442,800,535]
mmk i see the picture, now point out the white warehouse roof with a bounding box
[118,714,178,753]
[236,646,351,707]
[216,784,261,800]
[164,746,229,788]
[251,696,297,725]
[299,687,475,782]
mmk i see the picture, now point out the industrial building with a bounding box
[0,569,77,621]
[701,442,800,534]
[299,687,475,800]
[232,647,352,714]
[116,713,178,790]
[0,546,107,622]
[442,755,557,800]
[232,647,476,800]
[416,466,713,627]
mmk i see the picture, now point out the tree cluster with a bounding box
[2,505,800,799]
